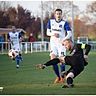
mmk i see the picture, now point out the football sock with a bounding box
[19,54,23,61]
[53,64,60,78]
[60,64,65,77]
[19,56,23,61]
[60,63,65,72]
[67,77,73,85]
[16,55,20,65]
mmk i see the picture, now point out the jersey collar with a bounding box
[55,18,62,23]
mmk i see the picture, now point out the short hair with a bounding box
[55,8,62,13]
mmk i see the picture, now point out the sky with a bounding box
[11,0,93,16]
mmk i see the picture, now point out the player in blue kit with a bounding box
[8,26,23,68]
[46,9,72,83]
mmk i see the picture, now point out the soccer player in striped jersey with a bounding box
[46,9,72,83]
[8,26,23,68]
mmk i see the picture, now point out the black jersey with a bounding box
[70,44,91,57]
[43,43,91,77]
[43,43,91,67]
[65,43,91,67]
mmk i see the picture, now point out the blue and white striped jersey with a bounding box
[8,32,21,45]
[47,19,72,43]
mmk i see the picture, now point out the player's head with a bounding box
[12,26,16,33]
[62,39,73,50]
[54,8,62,21]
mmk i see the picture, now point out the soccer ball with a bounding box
[8,49,18,59]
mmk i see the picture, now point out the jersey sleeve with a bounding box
[81,44,91,55]
[7,33,10,40]
[64,21,71,31]
[18,32,22,39]
[46,19,54,36]
[43,58,60,66]
[47,20,51,29]
[84,44,91,55]
[63,21,72,41]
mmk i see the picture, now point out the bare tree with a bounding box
[0,1,11,11]
[81,1,96,25]
[87,1,96,14]
[41,1,80,19]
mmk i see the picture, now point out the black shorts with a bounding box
[65,55,84,77]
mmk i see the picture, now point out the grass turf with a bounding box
[0,52,96,95]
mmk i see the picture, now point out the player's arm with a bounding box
[81,44,91,63]
[46,20,57,37]
[19,32,23,42]
[7,33,10,42]
[81,44,91,55]
[36,58,60,69]
[63,21,72,41]
[7,33,14,45]
[36,56,66,69]
[44,58,60,66]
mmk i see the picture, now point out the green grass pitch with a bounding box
[0,52,96,95]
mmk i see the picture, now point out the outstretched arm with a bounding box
[36,57,66,69]
[43,58,60,66]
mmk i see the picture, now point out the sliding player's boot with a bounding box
[62,84,74,88]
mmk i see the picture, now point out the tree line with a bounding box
[0,1,96,40]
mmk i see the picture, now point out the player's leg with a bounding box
[15,46,22,68]
[62,56,84,88]
[60,55,74,88]
[19,52,23,61]
[49,44,62,83]
[15,54,20,68]
[39,56,74,87]
[50,53,61,83]
[58,46,66,82]
[63,67,84,88]
[60,55,65,80]
[36,56,61,83]
[18,44,23,61]
[62,71,74,88]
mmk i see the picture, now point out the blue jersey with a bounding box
[47,19,71,42]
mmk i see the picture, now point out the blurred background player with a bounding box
[36,39,91,88]
[46,8,72,83]
[7,26,23,68]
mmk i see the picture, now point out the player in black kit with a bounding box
[36,39,91,88]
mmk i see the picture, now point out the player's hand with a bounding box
[54,33,59,38]
[84,55,88,62]
[59,56,65,63]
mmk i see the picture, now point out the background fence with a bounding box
[0,41,50,54]
[0,41,96,54]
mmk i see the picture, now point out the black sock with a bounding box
[67,77,73,85]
